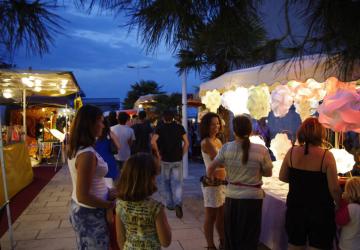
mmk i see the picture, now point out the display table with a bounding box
[260,161,288,250]
[0,143,33,206]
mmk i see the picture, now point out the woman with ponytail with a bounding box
[279,117,341,250]
[207,115,273,250]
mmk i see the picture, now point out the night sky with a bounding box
[13,0,295,100]
[13,2,199,100]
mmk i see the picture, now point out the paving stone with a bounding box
[37,227,75,239]
[172,228,204,241]
[2,229,39,241]
[49,212,70,221]
[34,196,59,202]
[162,240,183,250]
[17,214,51,222]
[25,206,69,215]
[15,238,76,250]
[0,239,17,250]
[46,201,69,207]
[178,237,207,250]
[16,220,60,230]
[59,219,72,228]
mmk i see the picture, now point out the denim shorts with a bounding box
[69,200,109,250]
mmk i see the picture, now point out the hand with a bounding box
[106,207,114,224]
[108,188,118,201]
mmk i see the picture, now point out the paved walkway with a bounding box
[0,162,208,250]
[0,161,269,250]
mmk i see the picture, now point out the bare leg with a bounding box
[215,205,224,248]
[204,207,217,248]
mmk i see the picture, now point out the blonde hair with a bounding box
[343,177,360,204]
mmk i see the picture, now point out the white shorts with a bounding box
[201,184,225,208]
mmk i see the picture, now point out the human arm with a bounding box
[127,129,135,147]
[207,144,226,178]
[326,152,341,206]
[109,131,120,150]
[151,133,161,159]
[115,213,126,249]
[261,148,273,177]
[75,152,114,209]
[182,133,189,156]
[279,150,291,183]
[155,206,172,247]
[207,159,223,178]
[201,138,218,160]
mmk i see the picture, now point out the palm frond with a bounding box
[0,0,65,57]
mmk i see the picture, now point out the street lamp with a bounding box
[127,64,150,80]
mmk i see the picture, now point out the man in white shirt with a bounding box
[110,112,135,170]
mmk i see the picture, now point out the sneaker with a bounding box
[166,206,174,211]
[175,205,183,218]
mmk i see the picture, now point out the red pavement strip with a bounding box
[0,166,62,237]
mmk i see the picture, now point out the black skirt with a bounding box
[224,198,263,250]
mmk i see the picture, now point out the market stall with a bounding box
[0,69,81,246]
[199,54,360,250]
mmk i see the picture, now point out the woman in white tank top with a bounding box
[67,105,117,250]
[200,112,226,250]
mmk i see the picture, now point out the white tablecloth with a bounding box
[260,161,289,250]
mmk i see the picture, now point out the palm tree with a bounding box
[278,0,360,80]
[75,0,268,79]
[153,93,182,117]
[76,0,360,79]
[0,0,64,63]
[122,80,164,109]
[175,2,268,79]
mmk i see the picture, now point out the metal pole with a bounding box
[181,72,188,178]
[22,88,26,140]
[0,118,15,249]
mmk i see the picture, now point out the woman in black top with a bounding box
[279,117,341,250]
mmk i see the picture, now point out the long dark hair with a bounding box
[200,112,222,140]
[67,105,103,159]
[116,153,159,201]
[233,115,252,164]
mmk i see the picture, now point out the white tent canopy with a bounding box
[199,54,360,96]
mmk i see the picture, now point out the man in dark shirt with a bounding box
[151,110,189,218]
[131,111,153,154]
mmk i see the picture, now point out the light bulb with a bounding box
[35,79,42,86]
[3,89,13,98]
[34,86,42,92]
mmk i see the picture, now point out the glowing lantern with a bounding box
[247,85,271,120]
[330,148,355,174]
[270,133,293,161]
[201,89,222,113]
[318,89,360,133]
[221,87,249,115]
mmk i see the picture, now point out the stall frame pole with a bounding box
[0,119,15,249]
[181,72,188,178]
[22,89,26,139]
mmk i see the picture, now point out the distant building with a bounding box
[82,98,120,112]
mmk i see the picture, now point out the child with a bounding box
[115,153,171,249]
[336,177,360,250]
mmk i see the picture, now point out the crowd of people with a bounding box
[67,104,360,250]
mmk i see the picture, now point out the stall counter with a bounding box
[0,143,33,206]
